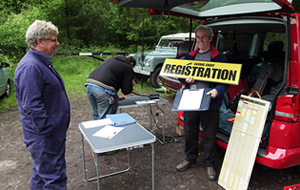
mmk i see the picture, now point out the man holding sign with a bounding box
[176,25,229,181]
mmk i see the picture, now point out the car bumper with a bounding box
[160,76,182,92]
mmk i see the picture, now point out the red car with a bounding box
[160,0,300,172]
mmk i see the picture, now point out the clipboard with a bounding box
[171,88,212,111]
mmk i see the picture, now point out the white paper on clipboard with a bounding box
[177,89,204,110]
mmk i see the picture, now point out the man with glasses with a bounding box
[176,25,229,181]
[14,20,70,190]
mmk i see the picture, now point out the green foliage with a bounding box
[1,0,300,61]
[52,56,100,98]
[108,6,198,49]
[0,6,47,58]
[0,0,200,60]
[0,47,173,112]
[1,0,298,112]
[0,92,18,111]
[50,46,129,98]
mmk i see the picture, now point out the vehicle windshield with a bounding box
[157,39,189,48]
[157,39,173,47]
[172,0,281,17]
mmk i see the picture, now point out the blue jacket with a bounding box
[14,49,70,142]
[179,46,229,110]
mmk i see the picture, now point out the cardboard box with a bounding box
[176,125,184,136]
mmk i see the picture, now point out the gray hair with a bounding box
[194,25,214,38]
[25,20,58,48]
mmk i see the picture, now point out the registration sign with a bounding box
[159,58,242,85]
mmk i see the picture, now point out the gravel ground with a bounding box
[1,96,299,190]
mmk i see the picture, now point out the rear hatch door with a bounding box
[170,0,294,18]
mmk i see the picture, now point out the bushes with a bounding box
[0,7,47,59]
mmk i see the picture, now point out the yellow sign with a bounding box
[160,58,242,85]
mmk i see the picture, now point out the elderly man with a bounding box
[176,25,229,181]
[14,20,70,189]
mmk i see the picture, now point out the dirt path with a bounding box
[0,96,299,190]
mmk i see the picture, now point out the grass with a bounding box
[0,53,175,112]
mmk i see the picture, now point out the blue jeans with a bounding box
[86,84,118,120]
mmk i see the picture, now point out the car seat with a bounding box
[251,41,284,95]
[263,40,285,65]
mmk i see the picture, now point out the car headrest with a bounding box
[268,41,284,53]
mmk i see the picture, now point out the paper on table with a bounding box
[177,89,204,110]
[82,118,113,129]
[93,125,124,139]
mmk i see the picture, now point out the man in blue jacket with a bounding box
[14,20,70,189]
[176,25,229,181]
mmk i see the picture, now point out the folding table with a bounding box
[118,95,168,144]
[79,122,156,190]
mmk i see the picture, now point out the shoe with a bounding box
[176,160,196,172]
[206,166,217,181]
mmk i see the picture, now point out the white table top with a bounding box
[118,96,168,109]
[79,122,156,153]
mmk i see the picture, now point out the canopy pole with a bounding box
[189,16,193,51]
[161,0,170,20]
[141,8,145,62]
[141,8,145,88]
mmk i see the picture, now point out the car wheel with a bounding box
[150,66,162,88]
[5,80,11,97]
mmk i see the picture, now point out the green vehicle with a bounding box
[130,33,195,88]
[0,62,11,98]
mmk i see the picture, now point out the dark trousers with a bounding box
[27,137,67,190]
[184,110,219,167]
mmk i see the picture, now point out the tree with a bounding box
[0,6,47,58]
[2,0,298,60]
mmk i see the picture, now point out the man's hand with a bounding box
[186,77,195,83]
[207,89,218,99]
[119,96,125,100]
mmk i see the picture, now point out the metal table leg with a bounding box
[151,143,155,190]
[149,104,165,144]
[81,134,131,189]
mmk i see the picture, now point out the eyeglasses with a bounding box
[196,35,210,41]
[44,38,58,42]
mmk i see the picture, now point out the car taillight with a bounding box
[274,95,299,122]
[179,115,184,122]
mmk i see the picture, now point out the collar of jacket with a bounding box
[188,45,219,59]
[29,48,52,66]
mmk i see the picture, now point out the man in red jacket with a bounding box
[176,25,229,181]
